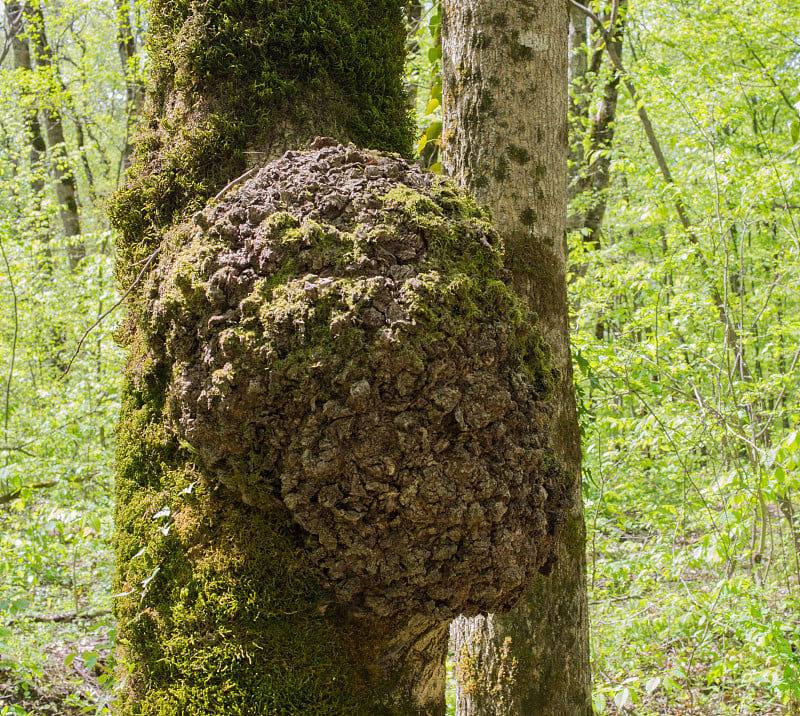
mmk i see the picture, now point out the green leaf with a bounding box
[425,121,442,140]
[10,597,28,614]
[614,687,631,710]
[791,120,800,144]
[425,97,440,115]
[428,46,442,63]
[645,676,661,694]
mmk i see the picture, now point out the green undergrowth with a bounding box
[0,253,122,715]
[584,436,800,715]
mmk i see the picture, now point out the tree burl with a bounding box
[142,139,568,619]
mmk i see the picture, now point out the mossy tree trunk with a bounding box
[441,1,593,714]
[109,2,451,714]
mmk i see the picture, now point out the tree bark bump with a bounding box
[109,2,569,712]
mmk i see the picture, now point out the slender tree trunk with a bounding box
[108,3,451,713]
[404,0,424,108]
[441,2,593,714]
[114,0,145,176]
[567,2,626,247]
[568,2,590,195]
[6,1,49,266]
[26,3,84,270]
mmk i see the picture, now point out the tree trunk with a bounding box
[26,3,85,270]
[108,2,451,713]
[114,0,145,176]
[441,2,593,714]
[5,1,49,265]
[567,1,627,247]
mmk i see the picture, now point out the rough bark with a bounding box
[26,3,85,270]
[441,1,593,714]
[109,2,452,713]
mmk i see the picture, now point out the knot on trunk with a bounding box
[144,141,568,618]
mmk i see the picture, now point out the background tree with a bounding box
[19,1,85,269]
[441,1,592,714]
[113,0,145,174]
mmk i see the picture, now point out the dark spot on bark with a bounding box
[532,163,547,180]
[492,12,509,29]
[520,208,537,226]
[507,145,531,165]
[479,90,494,114]
[509,43,535,62]
[493,157,509,182]
[475,30,492,50]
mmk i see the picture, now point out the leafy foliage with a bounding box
[567,0,800,713]
[0,0,134,712]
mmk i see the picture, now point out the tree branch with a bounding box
[59,245,162,379]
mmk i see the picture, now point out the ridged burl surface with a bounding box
[145,139,567,618]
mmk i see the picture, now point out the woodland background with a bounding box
[0,0,799,714]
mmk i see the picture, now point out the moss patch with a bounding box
[109,0,413,282]
[114,378,382,714]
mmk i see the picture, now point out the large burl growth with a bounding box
[143,140,567,619]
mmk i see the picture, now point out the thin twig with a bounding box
[59,245,162,379]
[212,166,259,203]
[0,236,18,446]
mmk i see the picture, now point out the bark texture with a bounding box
[152,142,565,621]
[109,2,560,713]
[441,1,593,714]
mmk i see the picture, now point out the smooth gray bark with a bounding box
[441,1,593,713]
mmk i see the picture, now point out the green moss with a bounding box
[115,378,382,714]
[378,182,555,396]
[109,0,413,281]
